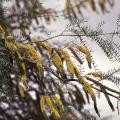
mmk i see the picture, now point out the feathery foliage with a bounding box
[0,0,120,120]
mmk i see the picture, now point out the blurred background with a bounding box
[0,0,120,120]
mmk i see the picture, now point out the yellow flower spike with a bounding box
[16,43,28,50]
[87,71,103,77]
[60,48,75,78]
[33,39,65,78]
[53,95,64,111]
[16,51,23,61]
[50,48,65,78]
[0,25,5,38]
[68,45,83,64]
[77,45,92,68]
[74,66,96,102]
[64,0,72,12]
[18,84,25,97]
[16,43,44,79]
[32,39,52,52]
[77,45,89,54]
[5,35,15,42]
[20,62,28,88]
[21,73,27,83]
[74,66,84,82]
[25,44,44,78]
[86,53,92,69]
[83,80,96,102]
[0,25,4,32]
[5,41,18,53]
[40,96,46,113]
[45,96,61,119]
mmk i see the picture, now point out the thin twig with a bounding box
[92,86,119,99]
[85,76,120,95]
[44,66,120,98]
[30,31,120,43]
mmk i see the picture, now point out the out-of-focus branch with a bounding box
[30,31,120,42]
[44,66,120,99]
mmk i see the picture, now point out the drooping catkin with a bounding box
[45,96,61,118]
[16,43,44,79]
[99,0,109,13]
[86,53,92,69]
[63,0,70,13]
[83,80,96,102]
[5,41,18,53]
[25,44,44,78]
[77,45,92,68]
[4,41,28,88]
[0,25,4,33]
[74,66,96,102]
[53,95,64,111]
[68,45,83,64]
[60,48,75,78]
[16,43,28,50]
[5,35,14,42]
[50,48,65,78]
[33,39,66,78]
[20,62,28,88]
[74,66,84,83]
[77,45,89,54]
[88,71,103,77]
[32,39,52,52]
[0,25,5,38]
[18,84,25,97]
[40,96,46,113]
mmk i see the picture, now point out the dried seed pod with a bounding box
[60,48,75,78]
